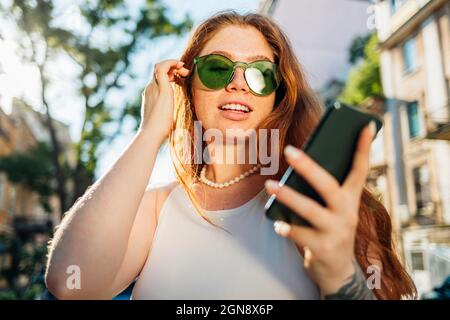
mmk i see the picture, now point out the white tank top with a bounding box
[131,184,320,299]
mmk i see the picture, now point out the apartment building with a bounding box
[260,0,450,297]
[373,0,450,296]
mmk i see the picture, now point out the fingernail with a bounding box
[368,121,376,136]
[265,179,280,192]
[274,220,291,237]
[284,145,302,160]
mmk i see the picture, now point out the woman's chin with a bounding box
[201,123,258,144]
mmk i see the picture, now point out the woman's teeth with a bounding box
[219,103,251,113]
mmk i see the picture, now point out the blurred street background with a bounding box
[0,0,449,300]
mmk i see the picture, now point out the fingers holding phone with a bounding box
[263,103,382,296]
[264,141,369,297]
[264,102,383,226]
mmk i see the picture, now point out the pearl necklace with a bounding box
[199,164,262,189]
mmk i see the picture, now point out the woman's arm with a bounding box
[323,242,385,300]
[45,128,163,299]
[45,59,189,299]
[322,259,376,300]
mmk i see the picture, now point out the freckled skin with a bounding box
[192,25,277,137]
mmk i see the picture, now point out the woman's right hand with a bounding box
[139,59,190,141]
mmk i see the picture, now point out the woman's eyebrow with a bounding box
[209,50,273,62]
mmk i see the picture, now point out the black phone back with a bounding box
[264,101,383,226]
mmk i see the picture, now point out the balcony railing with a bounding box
[425,103,450,140]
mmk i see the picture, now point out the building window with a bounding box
[402,37,418,74]
[8,185,16,217]
[406,101,422,138]
[389,0,406,14]
[0,173,5,210]
[410,250,425,271]
[413,165,433,216]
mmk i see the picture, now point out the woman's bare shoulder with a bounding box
[144,181,179,223]
[145,180,179,200]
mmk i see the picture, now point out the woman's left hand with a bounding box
[264,121,376,296]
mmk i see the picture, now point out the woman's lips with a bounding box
[219,109,251,121]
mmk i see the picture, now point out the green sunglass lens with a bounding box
[197,56,233,89]
[245,62,279,96]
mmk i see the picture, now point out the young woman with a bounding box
[45,11,417,300]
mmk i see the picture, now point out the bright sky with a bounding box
[0,0,261,186]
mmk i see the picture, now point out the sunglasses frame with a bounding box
[193,53,281,96]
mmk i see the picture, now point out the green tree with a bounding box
[0,232,49,299]
[338,32,383,106]
[0,0,191,214]
[348,33,371,64]
[0,142,59,213]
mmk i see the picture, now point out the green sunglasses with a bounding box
[193,54,281,96]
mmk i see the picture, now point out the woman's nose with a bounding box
[225,68,250,94]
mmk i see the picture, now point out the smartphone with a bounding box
[264,101,383,226]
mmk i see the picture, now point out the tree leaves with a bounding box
[0,142,61,212]
[338,33,383,106]
[1,0,191,208]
